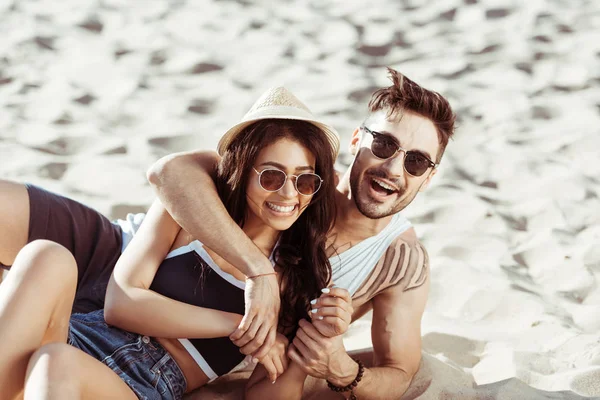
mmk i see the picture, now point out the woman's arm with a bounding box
[104,199,242,338]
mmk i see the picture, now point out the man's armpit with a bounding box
[353,240,429,302]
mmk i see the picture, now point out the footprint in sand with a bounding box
[31,136,126,157]
[37,162,69,180]
[147,134,202,159]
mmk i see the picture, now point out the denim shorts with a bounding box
[68,310,187,400]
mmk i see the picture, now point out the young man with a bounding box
[148,67,456,399]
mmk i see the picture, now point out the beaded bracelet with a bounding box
[326,359,364,400]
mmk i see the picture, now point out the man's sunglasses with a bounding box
[253,168,323,196]
[361,125,438,177]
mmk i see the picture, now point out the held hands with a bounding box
[230,273,280,359]
[308,287,353,338]
[257,332,290,383]
[287,319,349,380]
[256,287,353,382]
[286,287,354,379]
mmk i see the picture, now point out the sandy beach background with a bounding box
[1,0,599,398]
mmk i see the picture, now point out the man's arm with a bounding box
[147,150,280,358]
[147,150,274,276]
[328,240,430,398]
[289,240,430,399]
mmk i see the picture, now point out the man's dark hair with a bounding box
[368,68,456,163]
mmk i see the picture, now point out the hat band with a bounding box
[242,105,316,122]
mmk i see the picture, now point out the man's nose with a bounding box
[383,150,406,178]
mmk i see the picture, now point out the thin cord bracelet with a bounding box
[247,271,278,279]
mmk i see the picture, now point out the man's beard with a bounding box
[349,162,415,219]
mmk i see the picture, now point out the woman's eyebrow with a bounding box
[257,161,315,171]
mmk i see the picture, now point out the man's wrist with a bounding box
[328,353,359,387]
[243,254,275,276]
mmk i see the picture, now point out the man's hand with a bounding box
[308,287,353,338]
[230,274,280,360]
[257,332,290,383]
[287,319,354,382]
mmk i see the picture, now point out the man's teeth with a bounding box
[266,202,296,213]
[373,178,396,192]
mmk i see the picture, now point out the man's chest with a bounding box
[325,231,362,258]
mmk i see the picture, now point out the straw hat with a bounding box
[217,87,340,159]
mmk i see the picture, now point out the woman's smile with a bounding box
[265,201,298,216]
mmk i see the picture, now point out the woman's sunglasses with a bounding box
[361,125,438,177]
[253,168,323,196]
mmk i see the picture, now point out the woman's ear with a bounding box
[349,127,361,155]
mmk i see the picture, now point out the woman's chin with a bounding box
[261,205,301,231]
[265,218,296,232]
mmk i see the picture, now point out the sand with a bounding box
[1,0,599,398]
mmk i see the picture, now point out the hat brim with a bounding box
[217,115,340,160]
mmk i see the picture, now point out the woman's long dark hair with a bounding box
[216,119,336,335]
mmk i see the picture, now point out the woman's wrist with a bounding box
[220,312,244,336]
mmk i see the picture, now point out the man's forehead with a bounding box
[368,110,439,152]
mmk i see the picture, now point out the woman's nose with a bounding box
[278,176,299,198]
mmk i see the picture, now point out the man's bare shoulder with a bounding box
[352,227,429,302]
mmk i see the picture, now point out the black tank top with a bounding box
[149,240,246,379]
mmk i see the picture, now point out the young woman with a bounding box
[0,90,349,399]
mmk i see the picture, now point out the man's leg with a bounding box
[0,180,30,268]
[184,371,250,400]
[0,180,124,313]
[185,351,372,399]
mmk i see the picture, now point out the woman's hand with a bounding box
[308,287,353,337]
[258,332,289,383]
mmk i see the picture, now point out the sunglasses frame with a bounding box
[252,167,323,196]
[361,125,438,176]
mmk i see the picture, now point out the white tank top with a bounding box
[115,211,412,296]
[329,213,412,296]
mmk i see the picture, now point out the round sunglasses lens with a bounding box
[371,138,397,159]
[405,153,429,176]
[259,169,286,191]
[296,174,321,195]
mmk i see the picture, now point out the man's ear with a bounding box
[419,168,438,192]
[349,127,361,155]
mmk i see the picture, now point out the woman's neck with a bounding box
[241,216,280,258]
[201,217,279,282]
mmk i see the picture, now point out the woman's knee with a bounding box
[26,343,77,383]
[13,240,78,283]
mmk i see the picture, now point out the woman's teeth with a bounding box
[266,202,296,213]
